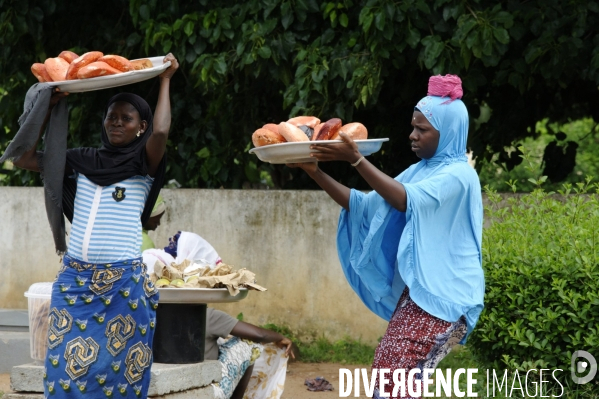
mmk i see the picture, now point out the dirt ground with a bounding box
[0,362,369,398]
[0,373,9,396]
[282,361,371,398]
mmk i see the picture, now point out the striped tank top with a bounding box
[67,173,154,263]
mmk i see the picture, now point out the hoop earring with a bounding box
[136,130,142,137]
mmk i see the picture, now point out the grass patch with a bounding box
[259,322,375,365]
[294,336,375,364]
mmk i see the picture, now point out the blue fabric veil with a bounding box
[336,95,484,341]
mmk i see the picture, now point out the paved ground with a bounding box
[0,362,370,398]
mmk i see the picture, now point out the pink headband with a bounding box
[427,74,463,102]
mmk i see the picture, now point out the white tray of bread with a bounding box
[31,51,170,93]
[248,116,388,164]
[249,138,389,164]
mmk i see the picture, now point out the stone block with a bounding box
[148,361,221,396]
[4,385,217,399]
[0,331,33,373]
[10,361,221,396]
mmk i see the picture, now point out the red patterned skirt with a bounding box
[372,288,467,399]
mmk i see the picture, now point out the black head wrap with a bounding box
[63,92,166,230]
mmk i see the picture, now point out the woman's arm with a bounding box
[230,321,296,358]
[13,90,69,172]
[145,53,179,176]
[308,132,407,211]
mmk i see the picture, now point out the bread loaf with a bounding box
[287,116,321,129]
[311,123,324,141]
[66,51,104,80]
[97,55,133,72]
[58,50,79,64]
[332,122,368,140]
[44,57,70,82]
[252,128,287,147]
[278,122,310,142]
[313,118,342,141]
[130,58,153,70]
[31,63,53,83]
[262,123,279,133]
[77,61,122,79]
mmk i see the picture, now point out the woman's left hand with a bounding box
[309,131,362,164]
[159,53,179,80]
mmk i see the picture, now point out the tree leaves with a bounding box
[1,0,599,189]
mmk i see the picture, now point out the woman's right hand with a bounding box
[275,337,296,359]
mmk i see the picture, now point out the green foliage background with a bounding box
[1,0,599,189]
[478,118,599,192]
[470,164,599,388]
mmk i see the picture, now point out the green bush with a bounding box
[469,152,599,376]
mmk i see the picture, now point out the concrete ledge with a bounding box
[10,361,221,396]
[0,331,33,373]
[149,385,217,399]
[0,309,29,330]
[4,394,43,399]
[5,385,217,399]
[149,361,221,396]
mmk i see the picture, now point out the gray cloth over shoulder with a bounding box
[0,83,69,253]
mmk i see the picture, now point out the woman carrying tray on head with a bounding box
[2,54,179,398]
[289,75,484,398]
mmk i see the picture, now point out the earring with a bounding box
[136,130,142,137]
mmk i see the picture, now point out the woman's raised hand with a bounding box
[309,131,362,164]
[159,53,179,80]
[49,88,68,108]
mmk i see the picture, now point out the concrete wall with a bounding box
[0,187,388,345]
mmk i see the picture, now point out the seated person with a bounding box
[141,217,293,399]
[141,193,166,251]
[206,307,294,399]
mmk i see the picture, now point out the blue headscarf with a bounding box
[336,95,484,342]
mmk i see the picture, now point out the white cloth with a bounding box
[175,231,222,266]
[243,344,289,399]
[142,249,175,275]
[142,231,222,273]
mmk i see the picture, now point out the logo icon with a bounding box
[571,350,597,384]
[112,187,126,202]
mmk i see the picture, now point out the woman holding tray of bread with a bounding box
[289,75,484,398]
[2,54,179,398]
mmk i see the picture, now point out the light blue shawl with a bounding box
[336,95,484,342]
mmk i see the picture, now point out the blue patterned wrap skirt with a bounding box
[43,255,159,398]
